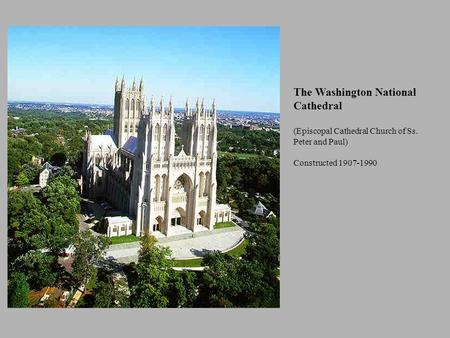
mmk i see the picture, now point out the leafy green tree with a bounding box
[138,231,158,257]
[13,251,58,290]
[94,271,130,308]
[22,163,42,183]
[167,270,197,308]
[130,236,173,308]
[8,272,30,308]
[244,219,280,279]
[94,280,115,308]
[8,190,50,257]
[40,168,81,252]
[15,171,29,187]
[197,219,280,308]
[50,152,67,167]
[197,253,244,307]
[71,231,110,289]
[243,219,280,307]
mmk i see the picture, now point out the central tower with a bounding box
[113,77,146,148]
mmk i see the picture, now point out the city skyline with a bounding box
[8,26,280,113]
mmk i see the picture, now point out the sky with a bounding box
[8,26,279,113]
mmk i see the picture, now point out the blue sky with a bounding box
[8,26,279,113]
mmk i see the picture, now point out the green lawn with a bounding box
[214,221,236,229]
[225,239,249,258]
[109,235,141,245]
[172,258,204,268]
[172,239,248,268]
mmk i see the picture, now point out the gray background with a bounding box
[1,0,449,337]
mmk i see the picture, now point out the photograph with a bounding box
[7,26,280,308]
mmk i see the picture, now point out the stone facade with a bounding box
[82,78,231,237]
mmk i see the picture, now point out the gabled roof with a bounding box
[104,129,114,137]
[122,136,138,155]
[42,162,60,172]
[89,135,117,151]
[250,201,270,217]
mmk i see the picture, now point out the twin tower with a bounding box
[111,77,221,237]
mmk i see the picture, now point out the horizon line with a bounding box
[7,99,280,115]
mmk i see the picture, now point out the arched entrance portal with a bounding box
[153,216,164,232]
[171,174,193,229]
[198,210,206,226]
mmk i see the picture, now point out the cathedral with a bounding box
[82,78,231,237]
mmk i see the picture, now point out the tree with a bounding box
[244,219,280,279]
[243,219,280,307]
[13,251,58,290]
[197,253,244,307]
[71,231,110,289]
[50,152,67,167]
[138,231,158,257]
[22,163,42,183]
[129,236,173,308]
[8,272,29,308]
[40,168,81,252]
[15,171,29,187]
[8,190,50,258]
[94,270,130,308]
[167,270,197,308]
[196,219,280,308]
[94,280,115,308]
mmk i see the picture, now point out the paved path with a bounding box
[105,227,245,263]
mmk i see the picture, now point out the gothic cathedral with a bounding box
[82,78,231,237]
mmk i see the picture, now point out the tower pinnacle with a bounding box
[139,77,144,92]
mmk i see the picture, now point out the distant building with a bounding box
[215,204,232,223]
[105,216,134,237]
[32,155,44,166]
[11,126,26,136]
[39,162,60,188]
[249,201,276,219]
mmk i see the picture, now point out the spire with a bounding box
[169,96,173,110]
[150,95,155,113]
[185,97,190,116]
[212,98,216,118]
[115,77,120,92]
[160,96,164,113]
[121,75,125,91]
[132,78,136,91]
[139,76,144,92]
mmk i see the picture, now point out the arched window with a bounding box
[161,174,167,201]
[154,124,160,141]
[131,99,135,115]
[155,175,160,202]
[200,125,205,137]
[136,99,140,118]
[204,172,210,196]
[125,99,130,118]
[206,125,211,139]
[163,124,167,141]
[199,172,204,197]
